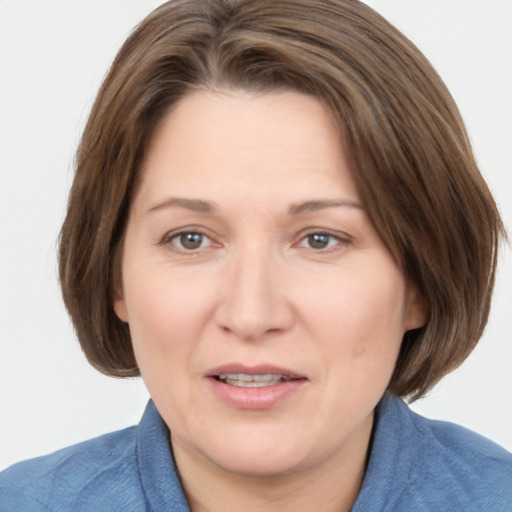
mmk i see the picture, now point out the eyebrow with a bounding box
[147,197,217,214]
[289,199,362,215]
[147,197,362,215]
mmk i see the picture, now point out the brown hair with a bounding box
[59,0,504,400]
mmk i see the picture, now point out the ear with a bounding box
[111,243,129,323]
[404,282,428,332]
[113,289,129,323]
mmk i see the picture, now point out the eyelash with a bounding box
[295,231,351,252]
[159,229,351,254]
[160,230,215,253]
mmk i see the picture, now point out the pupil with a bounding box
[181,232,203,249]
[309,233,329,249]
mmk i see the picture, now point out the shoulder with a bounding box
[356,395,512,511]
[0,427,143,511]
[409,404,512,477]
[398,398,512,510]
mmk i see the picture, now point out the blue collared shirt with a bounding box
[1,394,511,511]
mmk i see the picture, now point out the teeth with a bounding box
[218,373,291,387]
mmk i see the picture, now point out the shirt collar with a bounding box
[351,393,413,511]
[136,400,190,511]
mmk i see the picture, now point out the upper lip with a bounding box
[206,363,306,380]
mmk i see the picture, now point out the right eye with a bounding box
[167,231,212,251]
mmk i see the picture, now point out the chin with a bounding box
[209,449,306,478]
[192,427,317,477]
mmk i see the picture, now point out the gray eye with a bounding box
[307,233,331,249]
[178,232,204,250]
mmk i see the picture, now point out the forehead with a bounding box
[134,89,359,212]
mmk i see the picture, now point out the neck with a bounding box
[172,413,373,512]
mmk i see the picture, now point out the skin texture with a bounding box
[114,90,426,512]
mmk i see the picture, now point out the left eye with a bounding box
[170,231,211,251]
[298,232,342,250]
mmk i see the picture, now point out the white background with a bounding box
[0,0,510,470]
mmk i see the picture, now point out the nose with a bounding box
[214,245,294,341]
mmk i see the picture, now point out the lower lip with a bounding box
[207,378,307,410]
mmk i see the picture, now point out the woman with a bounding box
[1,0,510,510]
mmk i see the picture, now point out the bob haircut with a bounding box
[59,0,504,400]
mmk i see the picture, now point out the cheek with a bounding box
[300,261,407,367]
[121,264,201,369]
[123,250,211,330]
[122,272,209,420]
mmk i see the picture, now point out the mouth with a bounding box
[206,364,308,409]
[207,364,307,387]
[215,373,295,388]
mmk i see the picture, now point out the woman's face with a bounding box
[114,90,425,477]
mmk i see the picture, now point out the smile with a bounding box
[217,373,293,387]
[207,364,308,409]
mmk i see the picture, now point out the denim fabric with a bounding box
[352,395,512,511]
[1,395,511,511]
